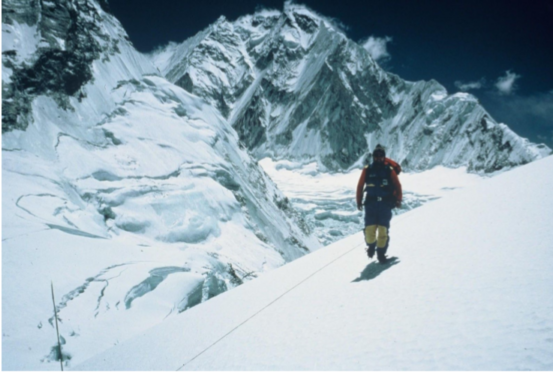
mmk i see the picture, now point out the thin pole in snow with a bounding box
[51,281,64,371]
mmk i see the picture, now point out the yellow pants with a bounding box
[364,225,388,248]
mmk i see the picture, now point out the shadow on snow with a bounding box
[352,257,400,282]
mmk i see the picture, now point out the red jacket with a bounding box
[356,159,402,207]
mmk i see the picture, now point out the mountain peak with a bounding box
[282,1,346,36]
[151,6,550,172]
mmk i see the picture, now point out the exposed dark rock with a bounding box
[293,13,318,33]
[233,91,267,148]
[2,0,119,133]
[2,50,17,57]
[15,50,93,96]
[97,0,111,14]
[175,73,194,93]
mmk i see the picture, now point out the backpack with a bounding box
[384,158,402,175]
[365,163,395,202]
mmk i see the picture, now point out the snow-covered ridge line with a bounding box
[152,3,551,173]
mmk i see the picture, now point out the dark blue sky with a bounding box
[109,0,553,148]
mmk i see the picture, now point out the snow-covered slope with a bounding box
[2,1,319,369]
[152,2,550,172]
[77,155,553,370]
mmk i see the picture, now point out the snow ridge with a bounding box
[77,155,553,371]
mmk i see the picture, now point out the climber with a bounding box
[356,144,402,263]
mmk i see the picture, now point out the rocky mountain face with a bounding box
[152,3,550,173]
[2,0,122,132]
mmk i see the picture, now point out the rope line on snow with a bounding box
[176,242,364,371]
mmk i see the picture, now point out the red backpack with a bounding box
[384,158,402,175]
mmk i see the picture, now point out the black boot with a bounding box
[366,243,376,258]
[376,248,387,263]
[383,235,390,255]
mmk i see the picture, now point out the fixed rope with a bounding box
[176,242,364,370]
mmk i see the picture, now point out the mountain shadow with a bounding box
[352,257,400,282]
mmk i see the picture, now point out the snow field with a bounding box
[78,155,553,370]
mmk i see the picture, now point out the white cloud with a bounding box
[454,79,485,91]
[361,36,392,62]
[537,131,553,144]
[495,70,521,95]
[508,90,553,120]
